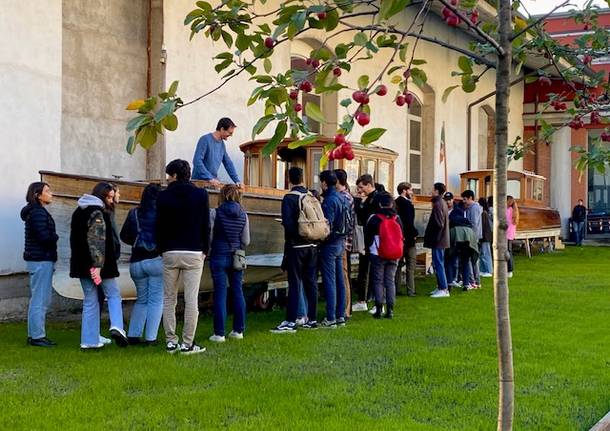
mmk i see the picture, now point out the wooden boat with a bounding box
[459,169,562,255]
[42,137,435,300]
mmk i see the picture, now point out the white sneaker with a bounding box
[228,331,243,339]
[507,272,513,278]
[109,326,128,347]
[480,272,493,278]
[295,317,308,327]
[80,342,104,350]
[368,305,386,315]
[209,334,226,343]
[448,281,461,288]
[431,289,450,298]
[352,302,368,312]
[99,335,112,345]
[429,288,439,296]
[180,342,206,355]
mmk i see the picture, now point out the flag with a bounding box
[439,121,446,163]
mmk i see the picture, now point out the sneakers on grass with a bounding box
[180,342,206,355]
[209,334,226,343]
[352,302,368,312]
[166,341,180,354]
[228,331,243,339]
[320,318,337,329]
[429,288,439,296]
[480,272,493,277]
[109,327,128,347]
[302,320,318,329]
[507,272,513,278]
[336,317,346,327]
[431,289,450,298]
[270,321,296,334]
[295,317,309,327]
[80,342,104,350]
[99,335,112,345]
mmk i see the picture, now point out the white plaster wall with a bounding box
[551,127,573,237]
[0,1,62,274]
[163,1,524,191]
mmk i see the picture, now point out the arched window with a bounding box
[407,94,422,193]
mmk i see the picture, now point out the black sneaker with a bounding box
[144,339,158,347]
[128,337,142,345]
[270,321,297,334]
[320,318,337,329]
[27,337,55,348]
[302,320,318,330]
[109,327,129,348]
[336,317,346,327]
[166,341,181,354]
[180,342,206,355]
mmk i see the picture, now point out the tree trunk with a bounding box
[494,1,514,430]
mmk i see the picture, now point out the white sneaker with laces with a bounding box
[99,335,112,345]
[431,289,450,298]
[209,334,226,343]
[295,317,308,327]
[429,288,439,296]
[80,342,104,349]
[368,305,385,315]
[352,302,368,312]
[480,272,493,277]
[180,342,206,355]
[228,331,243,339]
[270,321,296,334]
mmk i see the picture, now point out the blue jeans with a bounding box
[431,248,448,291]
[444,251,459,284]
[80,278,124,346]
[285,245,318,323]
[26,261,54,339]
[479,241,493,274]
[319,241,346,321]
[210,254,246,335]
[127,257,163,341]
[297,285,308,319]
[370,255,398,306]
[573,221,585,245]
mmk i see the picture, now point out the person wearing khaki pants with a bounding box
[162,252,204,347]
[156,159,210,355]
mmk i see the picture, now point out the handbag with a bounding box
[232,249,247,271]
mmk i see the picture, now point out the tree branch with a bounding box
[436,0,504,55]
[510,0,571,41]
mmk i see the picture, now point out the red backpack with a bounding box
[377,214,404,260]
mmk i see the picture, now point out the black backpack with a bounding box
[334,196,355,237]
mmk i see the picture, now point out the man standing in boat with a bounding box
[192,117,241,187]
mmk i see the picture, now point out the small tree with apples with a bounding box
[125,1,610,429]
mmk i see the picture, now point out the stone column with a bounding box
[550,126,572,239]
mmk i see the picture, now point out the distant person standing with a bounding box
[335,169,355,318]
[424,182,450,298]
[506,195,519,278]
[462,190,482,288]
[157,159,209,355]
[192,117,241,187]
[478,197,493,277]
[21,182,59,347]
[572,199,587,246]
[395,182,418,297]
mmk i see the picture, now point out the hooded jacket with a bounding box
[20,202,58,262]
[69,194,120,279]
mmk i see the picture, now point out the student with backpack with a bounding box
[120,183,163,345]
[319,170,350,328]
[365,193,404,319]
[271,167,327,333]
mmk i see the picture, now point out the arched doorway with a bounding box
[478,105,496,169]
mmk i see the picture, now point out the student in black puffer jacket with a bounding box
[20,182,58,347]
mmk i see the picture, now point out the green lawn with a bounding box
[1,247,608,430]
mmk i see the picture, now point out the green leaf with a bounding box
[335,43,349,59]
[411,59,427,65]
[458,56,473,74]
[386,0,411,19]
[525,75,539,84]
[136,126,158,150]
[399,45,408,62]
[126,135,136,155]
[461,74,476,93]
[357,75,370,90]
[236,33,250,51]
[325,9,340,31]
[168,81,179,97]
[215,59,232,73]
[262,121,288,156]
[288,134,320,149]
[354,32,368,47]
[126,115,151,132]
[340,98,352,108]
[304,102,326,124]
[387,65,403,75]
[360,128,386,145]
[442,85,459,103]
[163,114,178,131]
[221,30,233,48]
[251,114,275,139]
[410,68,427,88]
[378,0,394,21]
[264,58,272,73]
[154,100,176,123]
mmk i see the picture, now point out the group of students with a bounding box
[423,183,519,298]
[20,157,518,352]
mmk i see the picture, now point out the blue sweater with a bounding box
[192,133,240,183]
[321,187,346,244]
